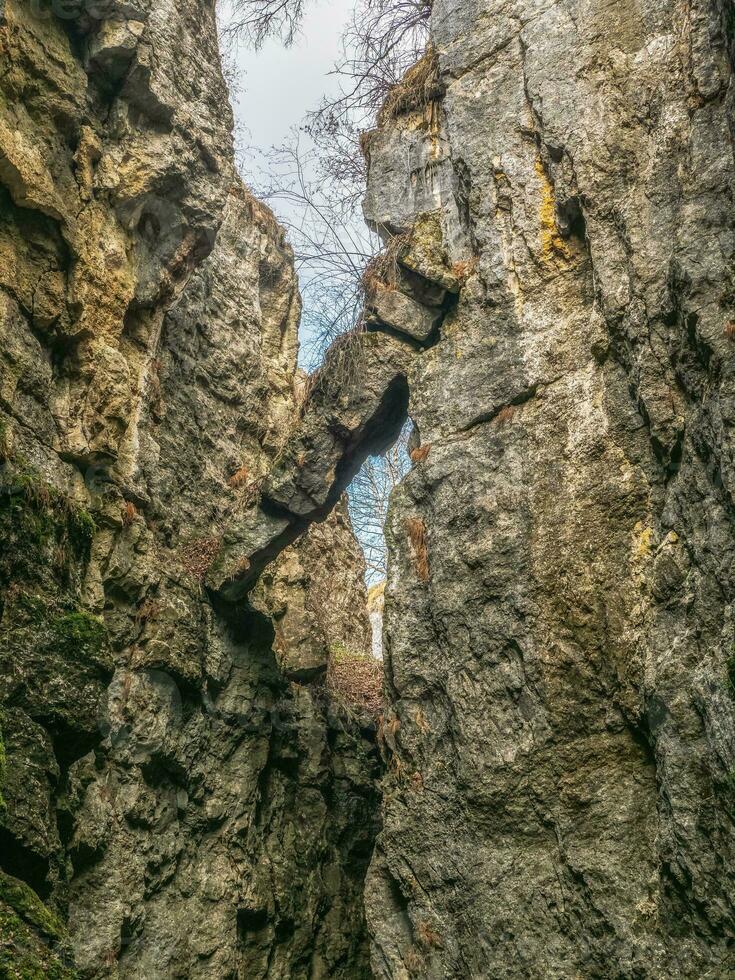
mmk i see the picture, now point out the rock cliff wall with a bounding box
[3,0,735,977]
[0,3,378,977]
[361,1,735,977]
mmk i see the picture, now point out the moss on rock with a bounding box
[49,612,107,662]
[0,464,95,598]
[0,871,77,979]
[0,713,6,814]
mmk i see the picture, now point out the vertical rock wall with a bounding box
[4,0,735,977]
[0,4,378,977]
[364,1,735,977]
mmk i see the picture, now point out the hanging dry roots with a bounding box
[405,516,430,582]
[378,45,441,122]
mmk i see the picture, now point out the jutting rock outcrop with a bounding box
[361,1,735,977]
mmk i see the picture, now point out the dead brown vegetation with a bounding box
[724,321,735,340]
[135,597,161,626]
[327,646,383,715]
[452,257,478,283]
[405,516,430,582]
[230,556,252,580]
[361,229,412,297]
[180,536,221,582]
[494,404,516,427]
[228,464,251,489]
[379,45,440,122]
[410,444,431,464]
[416,920,442,948]
[304,326,369,405]
[404,947,424,974]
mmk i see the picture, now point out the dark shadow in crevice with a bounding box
[0,826,52,901]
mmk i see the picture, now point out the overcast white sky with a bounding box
[217,0,400,584]
[222,0,353,174]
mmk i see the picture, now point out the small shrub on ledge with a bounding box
[327,644,382,715]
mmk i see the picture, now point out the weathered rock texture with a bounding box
[0,3,379,977]
[362,1,735,977]
[4,0,735,977]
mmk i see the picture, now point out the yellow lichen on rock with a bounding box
[534,154,570,265]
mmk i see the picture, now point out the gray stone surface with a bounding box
[366,283,443,341]
[3,0,735,976]
[0,4,379,976]
[364,1,735,977]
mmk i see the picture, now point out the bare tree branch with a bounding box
[220,0,430,577]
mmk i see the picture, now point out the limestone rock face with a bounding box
[0,4,378,977]
[253,496,373,679]
[364,1,735,977]
[4,0,735,975]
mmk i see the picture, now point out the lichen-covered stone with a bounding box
[0,3,379,977]
[365,283,443,341]
[364,1,735,976]
[253,496,372,679]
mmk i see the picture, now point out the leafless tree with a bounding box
[222,0,430,108]
[248,134,377,366]
[220,0,429,574]
[220,0,306,49]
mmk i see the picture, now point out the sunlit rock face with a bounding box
[368,583,386,661]
[363,1,735,976]
[0,4,378,977]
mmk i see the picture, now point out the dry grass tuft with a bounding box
[135,597,161,625]
[121,500,137,526]
[228,471,265,509]
[413,707,429,733]
[410,444,431,464]
[359,129,374,160]
[379,45,440,122]
[181,536,221,582]
[403,947,424,974]
[405,517,430,582]
[494,404,516,427]
[228,464,250,489]
[724,321,735,340]
[327,646,383,715]
[362,230,412,296]
[451,257,478,283]
[230,556,251,580]
[387,716,401,736]
[417,920,442,948]
[307,326,369,402]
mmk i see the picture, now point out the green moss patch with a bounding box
[0,462,109,758]
[0,871,77,979]
[727,654,735,697]
[49,612,107,662]
[0,464,95,597]
[0,714,6,814]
